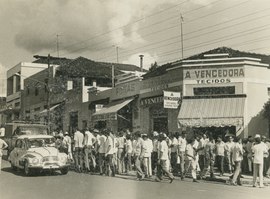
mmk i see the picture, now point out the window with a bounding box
[15,102,20,107]
[26,87,30,95]
[268,88,270,96]
[194,86,235,96]
[67,80,73,90]
[35,87,39,96]
[34,107,40,112]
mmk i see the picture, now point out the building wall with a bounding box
[245,65,270,137]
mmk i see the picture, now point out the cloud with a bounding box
[1,0,211,55]
[122,53,159,70]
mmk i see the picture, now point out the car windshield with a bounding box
[28,138,55,148]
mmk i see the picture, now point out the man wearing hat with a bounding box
[142,133,153,177]
[151,131,159,174]
[156,133,174,183]
[252,134,268,188]
[133,131,144,180]
[178,131,187,180]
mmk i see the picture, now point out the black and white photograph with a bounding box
[0,0,270,198]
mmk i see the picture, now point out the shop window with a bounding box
[34,107,40,112]
[194,86,235,96]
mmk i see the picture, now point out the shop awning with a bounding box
[92,98,133,121]
[178,97,245,127]
[40,104,61,115]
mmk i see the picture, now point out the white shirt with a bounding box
[232,142,243,162]
[142,139,153,158]
[105,136,114,155]
[252,142,268,164]
[0,138,8,156]
[126,139,133,154]
[178,137,186,152]
[84,131,95,146]
[0,127,5,137]
[186,144,195,160]
[74,131,84,148]
[159,140,169,160]
[171,137,178,153]
[98,135,107,154]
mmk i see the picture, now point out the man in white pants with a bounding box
[142,134,153,177]
[252,134,269,188]
[0,136,8,174]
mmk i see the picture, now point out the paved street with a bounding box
[0,160,269,199]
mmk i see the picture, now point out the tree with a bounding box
[263,99,270,137]
[149,61,158,72]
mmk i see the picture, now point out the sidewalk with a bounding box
[211,173,270,186]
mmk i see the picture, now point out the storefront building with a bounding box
[171,52,270,138]
[139,68,182,134]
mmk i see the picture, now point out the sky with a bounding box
[1,0,270,96]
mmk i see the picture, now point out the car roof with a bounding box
[17,134,53,139]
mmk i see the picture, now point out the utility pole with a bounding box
[47,54,50,133]
[56,34,60,58]
[180,13,184,59]
[116,46,119,63]
[112,64,115,87]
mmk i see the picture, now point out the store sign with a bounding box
[184,67,244,84]
[95,104,103,112]
[163,91,181,109]
[140,96,163,106]
[92,112,117,121]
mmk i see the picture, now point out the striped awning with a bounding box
[178,97,245,127]
[92,98,133,121]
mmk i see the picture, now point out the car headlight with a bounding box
[31,158,40,165]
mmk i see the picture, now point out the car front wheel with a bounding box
[24,161,31,176]
[60,167,69,175]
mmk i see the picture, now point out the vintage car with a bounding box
[9,134,69,176]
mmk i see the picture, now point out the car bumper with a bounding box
[29,164,69,170]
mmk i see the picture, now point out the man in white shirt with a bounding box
[63,132,73,161]
[105,129,116,177]
[215,136,225,176]
[133,131,144,180]
[225,136,234,174]
[125,133,133,172]
[185,138,198,182]
[252,135,268,188]
[117,131,126,174]
[170,132,179,175]
[74,129,84,172]
[98,129,107,175]
[0,137,8,174]
[178,131,187,180]
[142,134,153,177]
[84,128,95,172]
[0,125,5,137]
[156,133,174,183]
[151,131,159,174]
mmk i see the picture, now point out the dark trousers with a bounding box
[105,154,115,176]
[74,147,84,171]
[198,155,205,172]
[99,153,105,174]
[171,152,178,175]
[216,155,224,174]
[152,152,158,173]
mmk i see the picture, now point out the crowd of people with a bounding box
[50,129,270,187]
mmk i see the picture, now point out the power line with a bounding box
[59,0,226,57]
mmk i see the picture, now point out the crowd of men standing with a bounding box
[53,128,270,187]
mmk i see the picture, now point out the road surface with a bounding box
[0,160,269,199]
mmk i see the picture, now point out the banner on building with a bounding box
[163,91,181,109]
